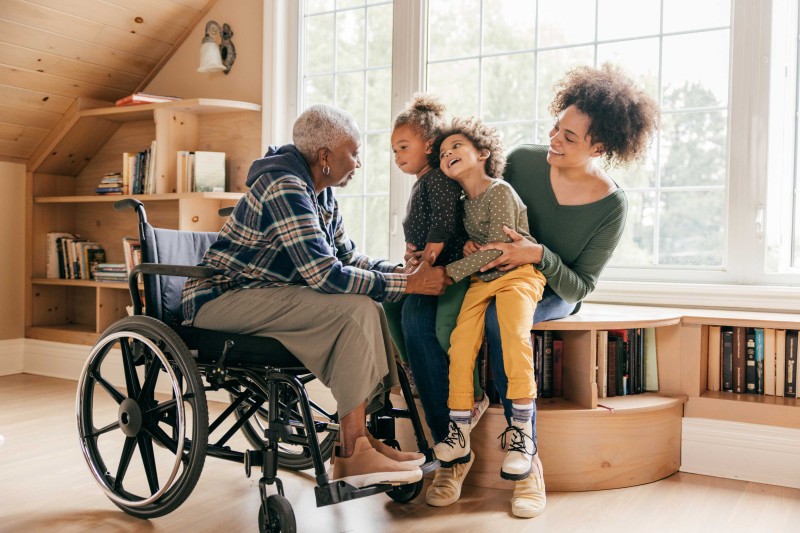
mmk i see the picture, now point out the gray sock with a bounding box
[511,402,533,424]
[450,409,471,425]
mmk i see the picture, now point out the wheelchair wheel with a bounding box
[387,479,424,503]
[76,316,209,519]
[232,384,337,471]
[258,494,296,533]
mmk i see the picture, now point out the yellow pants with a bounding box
[447,264,546,410]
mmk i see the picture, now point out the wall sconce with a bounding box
[197,20,236,74]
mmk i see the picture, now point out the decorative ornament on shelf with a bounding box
[197,20,236,74]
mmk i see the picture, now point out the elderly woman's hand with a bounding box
[405,260,452,295]
[479,225,544,272]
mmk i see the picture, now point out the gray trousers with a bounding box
[192,285,399,417]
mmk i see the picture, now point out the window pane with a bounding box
[610,190,656,267]
[613,149,657,189]
[660,111,727,188]
[597,0,660,41]
[337,0,364,9]
[367,68,391,131]
[335,71,365,129]
[428,0,481,61]
[365,196,390,258]
[427,59,480,117]
[537,0,596,47]
[338,196,364,249]
[663,0,731,33]
[365,132,390,195]
[536,46,594,119]
[307,0,334,14]
[482,0,537,54]
[597,38,660,103]
[336,9,365,71]
[306,14,334,74]
[304,75,335,106]
[494,123,535,153]
[367,4,393,67]
[482,53,536,122]
[659,190,724,266]
[662,31,730,110]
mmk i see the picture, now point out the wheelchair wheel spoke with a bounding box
[137,358,161,403]
[145,424,178,455]
[88,420,121,438]
[137,434,160,495]
[121,338,142,398]
[146,398,177,417]
[94,373,126,405]
[114,436,138,490]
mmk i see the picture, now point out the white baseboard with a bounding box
[0,338,25,376]
[681,417,800,489]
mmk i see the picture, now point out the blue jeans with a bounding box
[402,286,576,444]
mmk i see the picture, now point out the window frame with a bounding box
[266,0,800,312]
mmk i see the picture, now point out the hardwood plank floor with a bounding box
[1,374,799,533]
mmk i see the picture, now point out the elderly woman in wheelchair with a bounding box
[77,104,447,532]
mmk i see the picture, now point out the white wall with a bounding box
[145,0,263,105]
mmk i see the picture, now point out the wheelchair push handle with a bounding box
[114,198,148,224]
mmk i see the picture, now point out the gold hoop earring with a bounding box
[322,165,330,176]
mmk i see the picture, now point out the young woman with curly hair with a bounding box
[402,64,659,516]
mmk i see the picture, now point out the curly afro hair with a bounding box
[549,63,659,167]
[429,117,506,179]
[393,93,447,141]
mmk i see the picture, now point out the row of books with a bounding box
[176,150,227,193]
[122,141,158,195]
[95,172,125,195]
[707,326,799,397]
[597,328,659,398]
[45,233,141,280]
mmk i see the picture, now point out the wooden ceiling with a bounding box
[0,0,218,166]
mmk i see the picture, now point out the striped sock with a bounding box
[511,402,533,423]
[450,409,472,425]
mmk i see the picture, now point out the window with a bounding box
[300,0,394,258]
[292,0,800,300]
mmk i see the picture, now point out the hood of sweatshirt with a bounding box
[245,144,334,212]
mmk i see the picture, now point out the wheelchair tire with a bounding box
[77,316,209,519]
[232,386,337,471]
[387,478,424,503]
[258,494,296,533]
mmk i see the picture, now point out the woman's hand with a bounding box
[463,240,480,256]
[403,243,423,272]
[479,226,543,272]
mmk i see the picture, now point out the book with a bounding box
[731,326,746,394]
[122,237,142,277]
[607,336,618,397]
[115,92,182,107]
[721,327,734,392]
[46,232,75,278]
[776,329,786,397]
[596,330,608,398]
[745,329,756,393]
[764,328,776,396]
[644,327,659,392]
[552,338,563,397]
[754,328,764,395]
[707,325,721,391]
[785,330,798,397]
[193,151,226,192]
[542,331,553,398]
[85,248,106,280]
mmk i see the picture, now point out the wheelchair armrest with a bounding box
[127,263,218,317]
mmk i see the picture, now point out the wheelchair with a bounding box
[76,198,437,532]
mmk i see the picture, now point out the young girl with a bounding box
[383,95,488,440]
[431,118,546,485]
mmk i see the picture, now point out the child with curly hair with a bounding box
[431,117,546,486]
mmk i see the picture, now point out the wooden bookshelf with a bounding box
[26,98,260,346]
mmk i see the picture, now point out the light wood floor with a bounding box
[1,374,799,533]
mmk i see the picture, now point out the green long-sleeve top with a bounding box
[504,144,628,304]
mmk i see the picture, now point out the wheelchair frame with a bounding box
[76,198,437,532]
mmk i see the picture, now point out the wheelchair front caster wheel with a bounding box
[258,494,296,533]
[387,478,424,503]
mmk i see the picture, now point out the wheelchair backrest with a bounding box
[139,222,218,327]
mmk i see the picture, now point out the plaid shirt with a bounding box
[182,161,406,323]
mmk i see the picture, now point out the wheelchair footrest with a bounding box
[420,458,440,476]
[315,480,396,507]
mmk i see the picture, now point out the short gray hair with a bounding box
[293,105,361,162]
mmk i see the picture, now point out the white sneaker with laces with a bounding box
[425,452,476,507]
[433,420,471,466]
[499,419,535,480]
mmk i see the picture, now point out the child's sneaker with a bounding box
[433,420,471,466]
[331,436,422,488]
[511,453,546,518]
[425,451,476,507]
[471,393,490,427]
[499,419,535,480]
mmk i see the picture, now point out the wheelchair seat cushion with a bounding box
[175,325,306,369]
